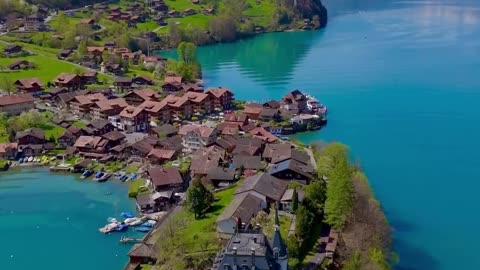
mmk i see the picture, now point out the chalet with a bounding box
[157,135,183,152]
[57,131,76,148]
[17,144,46,157]
[67,125,84,138]
[8,60,32,70]
[263,100,281,109]
[249,127,277,143]
[127,243,157,266]
[242,105,263,120]
[162,74,183,93]
[207,167,236,187]
[146,149,177,165]
[232,144,262,156]
[162,95,194,119]
[121,52,143,65]
[119,136,158,159]
[86,119,115,136]
[282,89,307,112]
[280,188,304,211]
[57,49,74,59]
[147,167,184,192]
[74,136,110,158]
[113,47,130,55]
[16,128,45,145]
[183,8,196,16]
[191,0,200,4]
[139,100,172,124]
[136,192,173,213]
[81,61,96,69]
[232,155,265,171]
[113,77,133,91]
[119,106,150,132]
[167,10,181,17]
[79,18,95,25]
[14,78,43,96]
[260,108,281,121]
[179,124,217,153]
[54,93,75,109]
[3,45,22,55]
[216,192,265,235]
[90,98,128,120]
[101,130,126,146]
[104,41,116,50]
[0,143,18,159]
[235,173,288,205]
[224,113,249,126]
[86,46,105,57]
[24,14,46,32]
[0,92,34,115]
[183,91,213,115]
[143,56,160,68]
[269,159,314,184]
[54,73,83,91]
[206,87,234,110]
[82,71,98,84]
[182,83,204,92]
[69,93,107,117]
[102,62,122,75]
[123,88,161,106]
[149,124,178,138]
[133,76,154,86]
[204,8,215,14]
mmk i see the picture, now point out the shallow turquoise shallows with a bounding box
[162,0,480,269]
[0,169,140,270]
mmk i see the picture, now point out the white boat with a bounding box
[124,217,143,226]
[107,217,118,223]
[99,222,119,233]
[28,157,34,162]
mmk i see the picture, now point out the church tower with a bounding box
[272,206,288,270]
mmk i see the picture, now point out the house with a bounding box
[86,46,105,57]
[183,91,213,114]
[224,113,249,126]
[282,90,307,112]
[167,10,180,17]
[243,105,263,120]
[212,209,288,270]
[82,71,98,84]
[232,155,265,171]
[133,76,154,86]
[190,149,223,178]
[102,62,122,75]
[69,93,107,117]
[3,45,22,55]
[147,166,184,192]
[206,87,234,110]
[86,119,115,135]
[235,173,288,204]
[104,41,116,50]
[150,124,178,138]
[191,0,200,4]
[143,56,160,68]
[0,143,18,159]
[263,143,292,162]
[139,100,172,124]
[123,88,161,106]
[136,191,174,213]
[162,95,194,119]
[113,77,133,91]
[280,188,304,211]
[204,7,215,14]
[269,159,314,184]
[119,136,158,160]
[79,18,95,25]
[207,167,236,187]
[73,136,110,158]
[146,148,177,165]
[14,78,43,96]
[263,100,281,109]
[179,124,217,153]
[17,144,46,157]
[90,98,128,120]
[8,60,32,70]
[54,73,84,91]
[57,131,76,148]
[182,83,204,92]
[216,192,265,234]
[24,14,46,32]
[260,108,281,121]
[157,135,183,152]
[16,128,45,145]
[249,127,277,143]
[183,8,196,16]
[0,94,34,116]
[101,130,126,146]
[127,243,157,265]
[232,144,262,156]
[162,74,183,93]
[119,106,150,132]
[57,49,74,59]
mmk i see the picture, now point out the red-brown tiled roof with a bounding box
[0,94,34,106]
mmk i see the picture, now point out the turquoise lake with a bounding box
[0,169,140,270]
[164,0,480,269]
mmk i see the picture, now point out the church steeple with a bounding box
[271,204,288,269]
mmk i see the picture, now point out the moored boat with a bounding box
[99,222,120,234]
[135,226,151,233]
[96,173,111,182]
[81,170,93,179]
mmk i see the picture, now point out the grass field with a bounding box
[244,0,276,26]
[39,123,65,142]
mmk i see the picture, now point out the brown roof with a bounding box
[14,78,42,88]
[164,74,183,84]
[206,87,233,98]
[263,143,292,159]
[80,18,95,24]
[87,46,105,52]
[73,136,105,148]
[178,124,215,138]
[224,113,248,123]
[16,128,45,140]
[249,127,277,143]
[83,70,97,77]
[114,77,133,83]
[67,125,81,135]
[94,98,128,111]
[183,91,209,103]
[235,173,288,202]
[146,149,176,160]
[0,94,34,106]
[128,243,156,258]
[243,106,263,115]
[54,73,80,84]
[150,124,178,137]
[88,119,111,130]
[232,155,264,170]
[0,142,18,153]
[148,167,183,187]
[127,88,161,101]
[217,192,263,223]
[138,100,169,113]
[119,106,144,118]
[101,130,125,141]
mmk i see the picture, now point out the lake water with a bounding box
[163,0,480,269]
[0,169,139,270]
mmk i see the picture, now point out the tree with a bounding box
[78,38,88,56]
[223,0,247,23]
[295,204,315,249]
[168,21,183,47]
[0,75,16,95]
[186,178,213,219]
[209,16,237,42]
[177,42,197,64]
[291,188,299,213]
[305,177,326,209]
[324,153,354,229]
[56,11,68,33]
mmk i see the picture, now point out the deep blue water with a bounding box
[163,0,480,269]
[0,169,140,270]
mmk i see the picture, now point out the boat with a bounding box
[120,236,142,243]
[115,223,128,232]
[99,222,119,234]
[129,173,137,181]
[81,170,93,179]
[107,217,118,223]
[18,158,24,164]
[121,212,135,218]
[28,156,34,162]
[141,221,154,228]
[135,226,151,233]
[119,173,128,182]
[124,217,143,226]
[96,173,111,182]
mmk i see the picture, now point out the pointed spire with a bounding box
[274,203,280,231]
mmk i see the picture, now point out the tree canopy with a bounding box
[186,178,213,219]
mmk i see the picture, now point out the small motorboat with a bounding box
[135,226,151,233]
[141,221,154,228]
[81,170,93,179]
[107,217,118,223]
[121,212,134,218]
[18,158,24,164]
[119,174,128,182]
[28,156,34,162]
[129,173,137,181]
[99,222,119,234]
[115,223,128,232]
[93,171,104,181]
[124,217,143,226]
[96,173,111,182]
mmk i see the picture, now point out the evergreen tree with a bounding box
[291,188,299,213]
[186,178,213,219]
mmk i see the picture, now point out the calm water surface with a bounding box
[0,169,139,270]
[164,0,480,269]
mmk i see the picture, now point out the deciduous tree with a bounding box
[0,75,16,95]
[186,178,213,219]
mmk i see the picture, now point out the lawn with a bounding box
[72,121,86,128]
[136,21,160,32]
[38,123,65,142]
[128,179,149,197]
[125,162,141,173]
[0,124,8,143]
[164,0,199,11]
[244,0,276,26]
[46,15,83,29]
[176,185,236,252]
[157,14,212,34]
